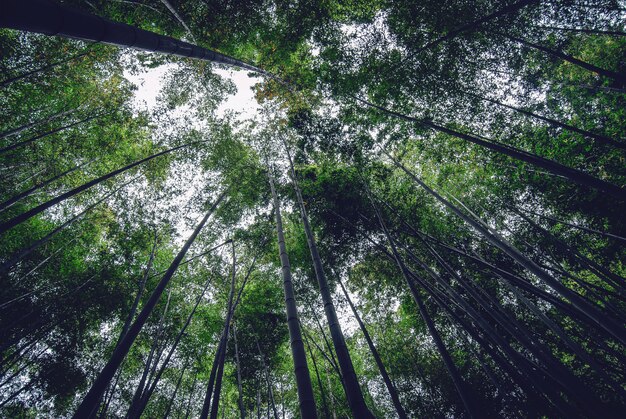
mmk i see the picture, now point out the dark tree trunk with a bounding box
[1,176,139,274]
[353,96,626,200]
[208,242,238,419]
[0,0,263,73]
[414,0,539,53]
[493,31,626,84]
[117,231,159,348]
[0,108,75,140]
[0,113,104,155]
[127,290,173,419]
[466,91,625,148]
[0,140,205,235]
[303,331,331,419]
[0,158,94,212]
[337,276,407,419]
[131,276,214,418]
[367,188,477,418]
[163,361,187,419]
[72,190,227,418]
[233,324,246,419]
[283,140,373,418]
[0,50,90,87]
[267,169,317,419]
[385,152,626,345]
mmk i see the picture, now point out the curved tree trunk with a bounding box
[494,31,626,84]
[72,190,227,418]
[208,241,237,419]
[353,96,626,201]
[465,91,625,148]
[366,188,477,418]
[0,0,264,73]
[413,0,539,53]
[0,158,94,212]
[385,151,626,345]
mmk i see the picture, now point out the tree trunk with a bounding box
[72,190,227,418]
[163,362,187,419]
[0,50,90,87]
[367,187,477,417]
[117,231,158,348]
[354,96,626,200]
[131,275,214,418]
[0,108,74,140]
[465,91,625,148]
[1,176,139,274]
[0,113,104,155]
[303,331,331,419]
[127,289,173,419]
[385,152,626,345]
[494,31,626,84]
[337,276,407,419]
[233,324,246,419]
[208,241,238,419]
[0,0,263,73]
[414,0,539,53]
[267,168,317,419]
[283,139,373,418]
[0,158,94,212]
[0,140,206,235]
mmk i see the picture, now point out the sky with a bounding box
[124,63,261,120]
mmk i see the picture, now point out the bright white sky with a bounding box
[124,63,261,120]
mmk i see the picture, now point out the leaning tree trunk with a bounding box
[283,139,373,418]
[0,157,94,212]
[0,50,91,87]
[465,91,625,149]
[127,289,173,419]
[385,151,626,345]
[0,140,206,235]
[337,276,407,419]
[0,0,264,73]
[208,241,238,419]
[1,176,139,274]
[302,331,331,419]
[233,323,246,419]
[131,275,214,418]
[491,31,626,85]
[0,107,75,140]
[72,190,227,418]
[353,96,626,201]
[413,0,538,53]
[116,231,159,348]
[267,169,317,419]
[163,362,187,419]
[366,188,477,418]
[0,113,104,155]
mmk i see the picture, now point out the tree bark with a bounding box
[337,276,407,419]
[267,168,317,419]
[233,324,246,419]
[0,0,264,73]
[0,158,94,212]
[72,190,227,418]
[283,139,373,418]
[353,96,626,200]
[0,140,206,235]
[385,151,626,345]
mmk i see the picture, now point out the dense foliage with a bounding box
[1,0,625,417]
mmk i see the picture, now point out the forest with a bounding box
[0,0,625,417]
